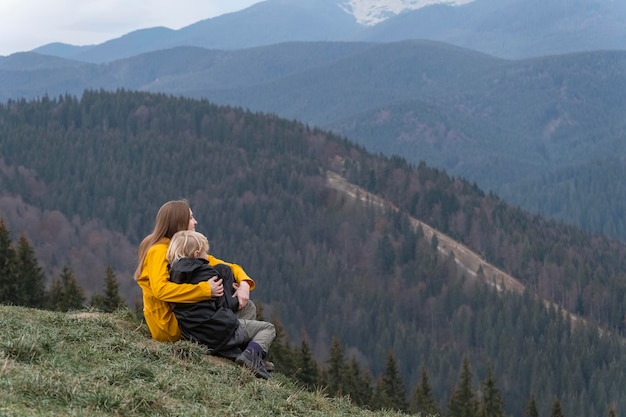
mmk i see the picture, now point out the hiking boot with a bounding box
[236,350,271,380]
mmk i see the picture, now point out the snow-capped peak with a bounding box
[339,0,475,26]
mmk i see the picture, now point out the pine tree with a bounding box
[448,357,479,417]
[325,336,347,397]
[46,266,85,311]
[430,234,439,251]
[91,265,126,312]
[14,235,46,308]
[295,338,319,389]
[266,317,297,376]
[0,219,17,303]
[377,235,396,273]
[525,394,540,417]
[480,365,505,417]
[47,278,64,311]
[372,375,385,410]
[608,404,616,417]
[62,267,86,311]
[411,367,441,416]
[344,357,373,408]
[550,399,564,417]
[377,351,409,412]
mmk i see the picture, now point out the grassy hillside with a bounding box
[0,305,413,417]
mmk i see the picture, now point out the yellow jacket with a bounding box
[136,237,255,342]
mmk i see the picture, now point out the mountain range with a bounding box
[20,0,626,62]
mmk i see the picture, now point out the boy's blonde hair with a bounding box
[166,230,209,264]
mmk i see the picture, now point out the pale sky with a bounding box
[0,0,262,56]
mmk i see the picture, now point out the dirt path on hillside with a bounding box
[326,171,524,294]
[326,171,613,333]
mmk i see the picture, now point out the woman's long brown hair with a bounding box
[134,200,191,280]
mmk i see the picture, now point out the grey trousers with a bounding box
[237,319,276,353]
[221,316,276,354]
[213,300,274,354]
[236,300,257,321]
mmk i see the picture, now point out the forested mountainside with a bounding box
[0,90,625,416]
[2,42,625,243]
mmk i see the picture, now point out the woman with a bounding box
[134,199,256,342]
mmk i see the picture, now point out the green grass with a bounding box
[0,305,419,417]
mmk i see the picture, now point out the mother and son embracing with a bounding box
[134,200,275,380]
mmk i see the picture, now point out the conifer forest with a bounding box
[0,91,625,416]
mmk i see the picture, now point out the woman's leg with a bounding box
[236,300,257,320]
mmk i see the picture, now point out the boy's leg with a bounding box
[235,320,276,379]
[239,319,275,353]
[214,325,246,360]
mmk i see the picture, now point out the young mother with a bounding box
[134,199,256,342]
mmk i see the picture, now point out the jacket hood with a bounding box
[170,257,209,274]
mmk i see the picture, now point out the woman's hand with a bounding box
[208,276,224,298]
[233,280,250,309]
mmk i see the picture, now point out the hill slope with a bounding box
[0,305,410,417]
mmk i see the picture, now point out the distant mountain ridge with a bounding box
[21,0,626,62]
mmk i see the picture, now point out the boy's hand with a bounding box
[208,276,224,297]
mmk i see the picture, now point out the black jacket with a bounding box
[169,258,240,351]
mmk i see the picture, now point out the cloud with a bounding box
[0,0,260,56]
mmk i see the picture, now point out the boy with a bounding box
[166,230,275,379]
